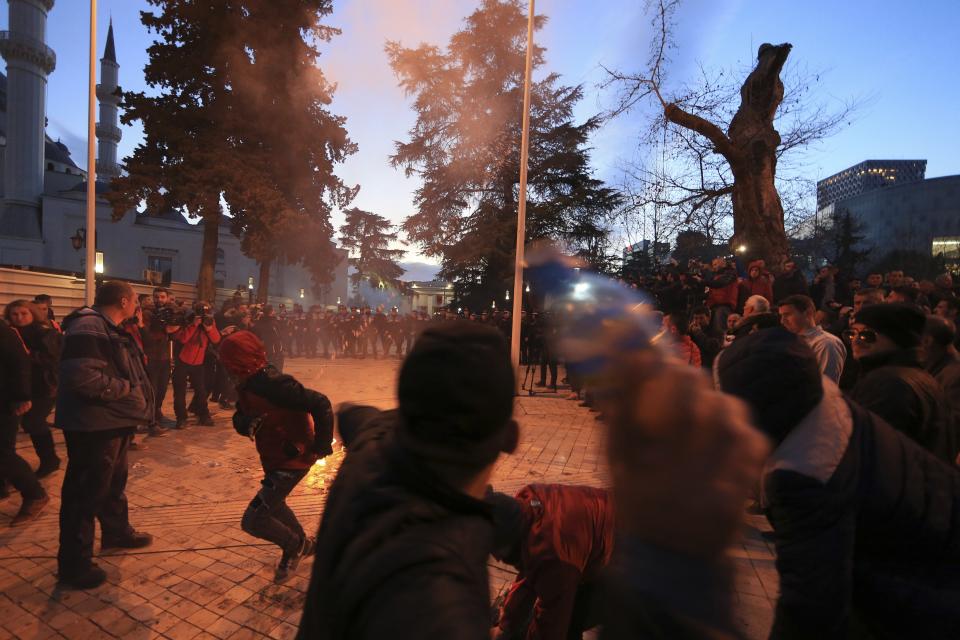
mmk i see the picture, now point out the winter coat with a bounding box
[738,275,774,310]
[764,379,960,639]
[850,348,954,463]
[0,319,31,407]
[253,316,284,358]
[497,484,615,640]
[674,335,702,368]
[15,322,62,399]
[927,352,960,463]
[56,307,154,432]
[233,366,333,471]
[772,269,809,303]
[177,320,220,366]
[703,268,740,310]
[297,407,493,640]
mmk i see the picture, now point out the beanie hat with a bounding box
[486,490,526,564]
[397,321,515,471]
[854,303,926,349]
[717,327,823,443]
[218,330,268,379]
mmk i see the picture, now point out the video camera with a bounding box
[155,304,187,328]
[187,303,215,327]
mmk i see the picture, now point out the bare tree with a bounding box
[603,0,858,266]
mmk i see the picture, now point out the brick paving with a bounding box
[0,358,775,639]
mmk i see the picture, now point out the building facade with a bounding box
[816,159,927,211]
[0,2,347,306]
[407,280,454,315]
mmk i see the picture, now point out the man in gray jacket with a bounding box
[56,281,155,589]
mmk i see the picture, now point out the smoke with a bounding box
[354,277,410,312]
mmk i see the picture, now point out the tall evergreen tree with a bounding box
[107,0,245,302]
[339,208,406,296]
[387,0,620,309]
[830,207,871,277]
[227,0,357,301]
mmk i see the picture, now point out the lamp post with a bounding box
[94,251,104,294]
[509,0,535,383]
[84,0,98,306]
[247,276,254,304]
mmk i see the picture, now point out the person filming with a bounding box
[172,301,220,428]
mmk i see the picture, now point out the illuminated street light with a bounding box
[505,289,510,301]
[247,276,254,291]
[737,244,748,254]
[299,288,305,299]
[94,251,104,274]
[525,283,530,293]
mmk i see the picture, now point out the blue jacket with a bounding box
[56,307,154,432]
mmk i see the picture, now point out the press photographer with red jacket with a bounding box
[172,302,220,428]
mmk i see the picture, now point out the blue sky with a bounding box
[5,0,959,268]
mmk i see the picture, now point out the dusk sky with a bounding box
[5,0,959,270]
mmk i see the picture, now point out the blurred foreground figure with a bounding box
[719,328,960,639]
[488,484,614,640]
[297,322,519,639]
[600,360,768,640]
[219,331,334,582]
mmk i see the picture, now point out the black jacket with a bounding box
[772,269,808,303]
[850,348,954,462]
[0,319,31,407]
[297,407,494,640]
[764,380,960,639]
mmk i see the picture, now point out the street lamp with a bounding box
[94,251,104,275]
[299,288,305,299]
[737,244,748,254]
[70,228,87,251]
[247,276,255,303]
[505,289,510,301]
[525,283,530,293]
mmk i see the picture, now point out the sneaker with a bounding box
[10,494,49,527]
[174,419,188,430]
[198,416,215,427]
[275,536,313,582]
[35,457,62,479]
[102,530,154,551]
[148,425,168,438]
[58,563,108,590]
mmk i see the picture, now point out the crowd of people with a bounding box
[1,255,959,638]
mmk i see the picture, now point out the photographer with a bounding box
[141,287,180,434]
[172,301,220,428]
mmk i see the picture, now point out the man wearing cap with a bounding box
[296,322,519,639]
[848,303,953,462]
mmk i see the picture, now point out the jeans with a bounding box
[0,411,45,501]
[146,359,170,424]
[57,429,134,576]
[173,362,209,421]
[241,468,309,552]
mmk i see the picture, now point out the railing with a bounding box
[0,31,56,74]
[96,122,122,142]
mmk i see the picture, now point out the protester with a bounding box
[0,317,49,525]
[172,301,220,428]
[777,295,846,383]
[739,260,774,309]
[702,258,740,332]
[772,259,808,301]
[664,312,702,367]
[56,281,154,589]
[33,294,61,332]
[742,294,770,319]
[488,484,614,640]
[4,300,63,476]
[847,303,955,462]
[689,305,723,368]
[921,315,960,463]
[219,331,334,582]
[297,322,519,639]
[254,304,286,372]
[718,328,960,639]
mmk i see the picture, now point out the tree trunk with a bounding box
[197,207,220,304]
[257,259,271,304]
[726,43,793,267]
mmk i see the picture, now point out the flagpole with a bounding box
[510,0,535,386]
[84,0,98,305]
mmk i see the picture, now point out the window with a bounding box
[435,295,443,305]
[215,270,227,289]
[147,255,173,282]
[932,237,960,260]
[216,248,225,264]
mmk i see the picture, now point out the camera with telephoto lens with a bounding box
[155,304,187,328]
[189,303,215,327]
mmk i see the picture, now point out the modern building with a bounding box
[816,159,927,211]
[822,174,960,269]
[0,1,347,305]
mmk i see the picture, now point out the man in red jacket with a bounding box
[219,330,334,582]
[172,302,220,428]
[489,483,615,640]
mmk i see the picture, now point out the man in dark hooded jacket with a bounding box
[296,322,519,640]
[719,328,960,639]
[848,303,955,462]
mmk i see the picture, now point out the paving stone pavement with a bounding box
[0,358,776,639]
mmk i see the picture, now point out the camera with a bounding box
[155,304,186,328]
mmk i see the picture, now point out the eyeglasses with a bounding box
[843,329,878,344]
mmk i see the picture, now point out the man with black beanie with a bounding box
[297,322,519,640]
[719,327,960,639]
[847,302,954,461]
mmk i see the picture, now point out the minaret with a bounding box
[0,0,57,237]
[95,19,121,179]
